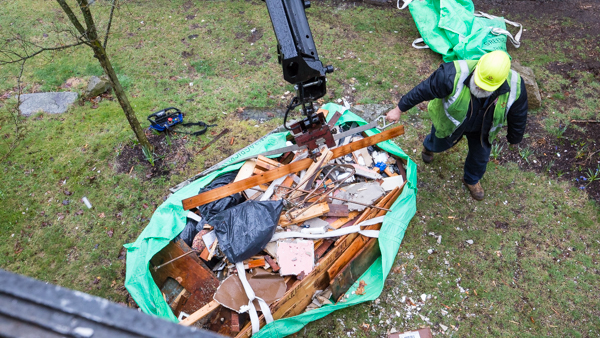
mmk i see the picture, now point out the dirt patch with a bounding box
[495,116,600,203]
[546,60,600,79]
[114,132,192,179]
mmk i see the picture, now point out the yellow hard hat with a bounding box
[474,50,511,92]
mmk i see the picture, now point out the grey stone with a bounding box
[350,104,395,122]
[19,92,79,116]
[512,61,542,110]
[85,76,112,98]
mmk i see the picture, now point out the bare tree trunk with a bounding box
[56,0,152,151]
[89,40,152,151]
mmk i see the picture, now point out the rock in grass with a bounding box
[85,76,112,98]
[19,92,78,115]
[512,61,542,109]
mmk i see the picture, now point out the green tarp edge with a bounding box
[124,103,417,336]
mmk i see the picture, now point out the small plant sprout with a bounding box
[585,165,600,185]
[575,143,587,160]
[491,143,503,160]
[142,145,155,166]
[549,123,568,139]
[519,147,533,164]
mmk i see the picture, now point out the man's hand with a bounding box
[386,106,402,123]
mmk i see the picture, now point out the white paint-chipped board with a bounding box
[381,175,404,192]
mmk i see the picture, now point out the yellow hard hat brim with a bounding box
[474,66,503,92]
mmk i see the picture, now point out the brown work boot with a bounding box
[421,148,434,163]
[462,178,484,201]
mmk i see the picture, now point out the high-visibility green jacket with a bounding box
[398,60,528,144]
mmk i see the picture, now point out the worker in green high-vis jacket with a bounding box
[386,51,528,201]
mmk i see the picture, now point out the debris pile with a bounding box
[148,109,407,336]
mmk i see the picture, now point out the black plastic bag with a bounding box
[211,200,284,263]
[197,172,245,223]
[177,217,204,247]
[177,171,245,246]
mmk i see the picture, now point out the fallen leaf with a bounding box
[75,209,83,216]
[118,247,127,260]
[64,190,72,196]
[107,229,114,238]
[98,212,105,218]
[142,203,149,209]
[62,199,70,205]
[356,280,367,295]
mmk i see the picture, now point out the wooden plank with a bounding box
[236,186,405,337]
[271,175,295,201]
[150,239,219,318]
[279,202,329,227]
[182,125,405,210]
[328,211,360,229]
[256,155,282,169]
[235,216,365,338]
[234,159,257,182]
[327,187,400,278]
[326,237,365,282]
[330,238,381,300]
[290,148,332,199]
[325,204,349,217]
[179,300,220,326]
[264,255,280,272]
[316,108,329,118]
[246,258,266,269]
[314,239,335,260]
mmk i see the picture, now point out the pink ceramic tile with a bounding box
[277,240,314,276]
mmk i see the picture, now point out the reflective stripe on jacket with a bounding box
[427,60,521,143]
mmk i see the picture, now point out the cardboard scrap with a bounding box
[213,268,286,313]
[277,240,315,276]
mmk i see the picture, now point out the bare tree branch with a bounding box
[104,0,117,49]
[0,40,87,66]
[0,60,26,164]
[56,0,87,36]
[76,0,98,40]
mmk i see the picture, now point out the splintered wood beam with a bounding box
[327,187,401,280]
[182,125,404,210]
[330,237,381,300]
[179,299,220,326]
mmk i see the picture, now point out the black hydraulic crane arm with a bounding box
[264,0,335,159]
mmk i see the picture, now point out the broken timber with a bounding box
[150,239,219,317]
[236,186,404,337]
[182,125,404,210]
[180,300,220,326]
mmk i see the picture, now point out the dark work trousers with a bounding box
[423,124,492,185]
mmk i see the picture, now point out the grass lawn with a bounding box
[1,0,599,336]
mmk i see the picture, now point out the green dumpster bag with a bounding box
[399,0,522,61]
[124,103,417,337]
